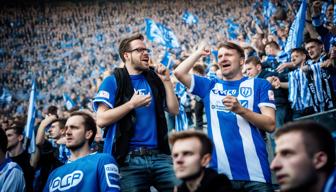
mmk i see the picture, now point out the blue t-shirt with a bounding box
[190,75,275,183]
[44,153,120,192]
[93,74,158,153]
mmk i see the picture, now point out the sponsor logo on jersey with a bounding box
[211,89,237,96]
[240,87,252,97]
[240,100,248,108]
[97,91,110,99]
[104,164,120,188]
[135,89,147,95]
[211,100,248,112]
[49,170,83,192]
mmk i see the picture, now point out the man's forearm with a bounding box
[236,108,276,133]
[163,80,179,115]
[96,102,134,128]
[174,51,202,88]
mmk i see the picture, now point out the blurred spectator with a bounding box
[170,130,232,192]
[271,121,336,192]
[5,120,35,192]
[34,116,67,191]
[0,127,26,192]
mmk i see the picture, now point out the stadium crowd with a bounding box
[0,0,336,191]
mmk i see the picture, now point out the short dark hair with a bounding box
[245,56,262,66]
[210,64,219,71]
[0,128,8,153]
[169,130,213,156]
[50,118,67,130]
[47,105,58,116]
[265,41,280,50]
[192,64,206,75]
[218,41,245,60]
[291,47,307,55]
[119,34,144,62]
[275,121,335,175]
[5,120,25,136]
[69,111,97,145]
[305,38,323,45]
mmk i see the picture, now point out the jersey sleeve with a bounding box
[98,154,120,192]
[1,166,26,192]
[257,79,276,109]
[92,76,117,112]
[189,74,213,98]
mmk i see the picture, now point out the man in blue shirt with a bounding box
[271,121,336,192]
[94,33,179,192]
[174,41,275,191]
[44,111,120,192]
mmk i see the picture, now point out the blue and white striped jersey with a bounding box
[190,75,275,183]
[288,68,312,111]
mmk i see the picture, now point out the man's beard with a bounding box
[66,139,86,151]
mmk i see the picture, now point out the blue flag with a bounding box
[157,23,180,48]
[284,0,307,53]
[212,50,218,63]
[334,4,336,25]
[145,18,166,46]
[175,104,189,132]
[145,18,180,49]
[160,50,172,69]
[182,11,199,25]
[225,19,240,40]
[63,93,76,111]
[175,88,190,132]
[24,80,37,154]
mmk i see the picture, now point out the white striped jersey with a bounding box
[288,68,312,111]
[189,75,275,183]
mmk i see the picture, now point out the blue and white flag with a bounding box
[175,104,189,132]
[145,18,166,46]
[157,23,180,48]
[145,18,180,49]
[182,11,199,25]
[0,87,12,105]
[284,0,307,53]
[212,50,218,63]
[25,80,37,154]
[263,0,277,25]
[63,93,76,111]
[225,19,240,40]
[160,50,173,69]
[334,4,336,25]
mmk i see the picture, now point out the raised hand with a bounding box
[40,114,58,127]
[276,62,293,73]
[196,41,211,56]
[155,63,171,82]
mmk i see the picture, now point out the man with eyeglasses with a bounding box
[93,33,179,192]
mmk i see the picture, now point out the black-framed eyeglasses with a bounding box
[127,48,151,53]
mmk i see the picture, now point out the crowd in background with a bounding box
[0,0,336,191]
[0,0,316,121]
